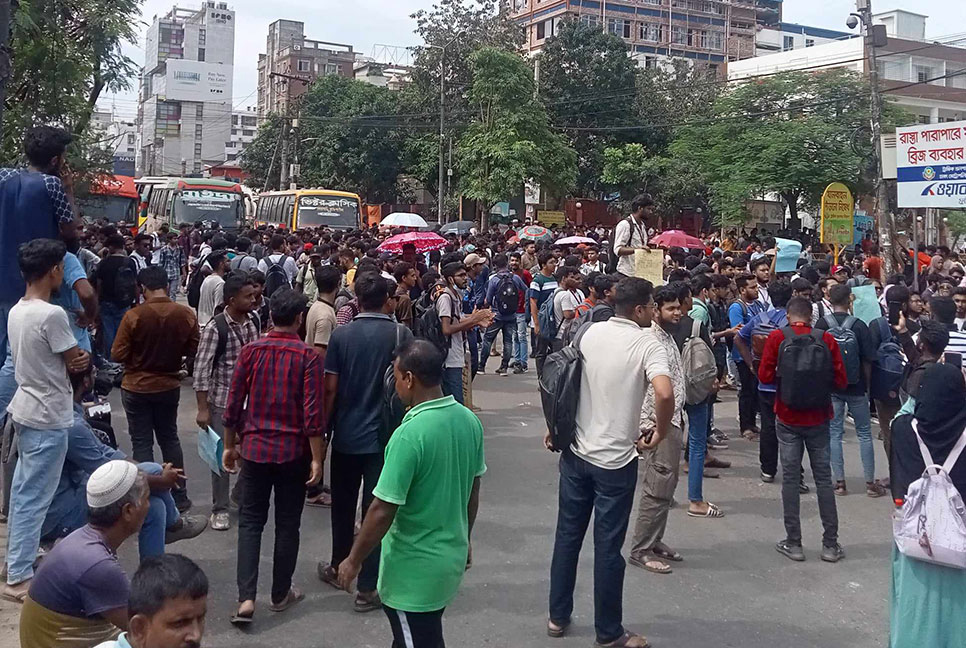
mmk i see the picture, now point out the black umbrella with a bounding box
[439,220,476,235]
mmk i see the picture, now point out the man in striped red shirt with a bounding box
[223,288,325,623]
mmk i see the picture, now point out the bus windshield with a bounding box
[174,190,243,228]
[77,195,136,224]
[297,195,360,230]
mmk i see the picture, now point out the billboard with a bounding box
[820,182,854,249]
[162,59,232,103]
[896,120,966,208]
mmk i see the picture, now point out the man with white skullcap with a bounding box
[18,461,149,648]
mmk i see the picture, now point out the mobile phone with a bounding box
[887,300,902,326]
[944,352,962,367]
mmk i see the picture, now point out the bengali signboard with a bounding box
[538,210,565,227]
[896,120,966,208]
[820,182,854,249]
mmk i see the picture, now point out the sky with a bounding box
[100,0,966,121]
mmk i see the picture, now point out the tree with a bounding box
[240,113,284,191]
[457,48,576,225]
[600,144,710,219]
[537,20,637,195]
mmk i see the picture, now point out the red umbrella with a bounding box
[378,231,448,254]
[649,230,704,250]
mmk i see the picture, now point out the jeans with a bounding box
[0,302,16,423]
[514,313,529,367]
[330,450,384,593]
[441,368,463,405]
[549,451,637,645]
[7,425,69,584]
[830,392,874,483]
[167,276,180,301]
[236,456,309,604]
[479,319,514,372]
[737,362,758,431]
[759,390,778,477]
[100,302,129,359]
[686,400,711,502]
[138,462,179,561]
[466,327,479,379]
[384,605,446,648]
[776,421,838,547]
[121,388,187,504]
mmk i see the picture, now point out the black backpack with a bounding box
[493,272,519,317]
[776,327,833,411]
[414,289,452,355]
[264,256,290,298]
[540,325,593,453]
[114,258,137,306]
[186,254,209,308]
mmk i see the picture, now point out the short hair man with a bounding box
[481,253,529,375]
[437,262,493,403]
[612,195,654,277]
[196,251,228,328]
[529,251,559,376]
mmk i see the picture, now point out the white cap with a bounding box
[87,461,138,509]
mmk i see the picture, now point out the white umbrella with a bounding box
[381,212,428,229]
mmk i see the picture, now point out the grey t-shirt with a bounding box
[7,298,76,429]
[435,288,465,369]
[553,289,584,340]
[197,273,225,328]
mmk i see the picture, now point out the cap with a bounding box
[303,243,314,251]
[464,253,485,268]
[87,461,138,509]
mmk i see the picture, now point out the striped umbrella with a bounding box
[517,225,553,242]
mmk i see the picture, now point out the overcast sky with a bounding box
[102,0,966,120]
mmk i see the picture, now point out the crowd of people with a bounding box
[0,128,962,648]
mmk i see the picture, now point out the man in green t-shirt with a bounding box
[338,339,485,647]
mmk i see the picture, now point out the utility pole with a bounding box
[438,52,445,224]
[0,0,11,140]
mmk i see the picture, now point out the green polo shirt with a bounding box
[374,395,486,612]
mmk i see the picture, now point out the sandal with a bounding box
[354,591,382,613]
[628,554,672,574]
[651,544,684,562]
[687,502,725,518]
[269,587,304,613]
[0,584,28,604]
[834,480,848,496]
[595,630,651,647]
[317,561,342,590]
[230,607,254,626]
[547,619,570,638]
[705,456,731,469]
[305,492,332,507]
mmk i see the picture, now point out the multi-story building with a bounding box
[91,110,138,175]
[257,20,356,116]
[353,61,412,91]
[225,107,258,162]
[136,2,235,176]
[755,22,851,56]
[508,0,784,71]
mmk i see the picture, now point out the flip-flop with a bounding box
[229,610,254,626]
[317,562,342,589]
[629,555,672,574]
[354,592,382,613]
[688,503,725,518]
[0,587,28,604]
[651,546,684,562]
[305,493,332,508]
[547,619,570,638]
[594,630,651,648]
[269,587,304,613]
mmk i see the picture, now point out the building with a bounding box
[136,2,235,176]
[91,110,138,175]
[257,20,356,116]
[508,0,784,71]
[353,61,412,91]
[226,107,258,162]
[728,10,966,125]
[755,22,851,56]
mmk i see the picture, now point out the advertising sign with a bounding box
[538,210,565,227]
[163,59,232,103]
[896,120,966,208]
[820,182,854,249]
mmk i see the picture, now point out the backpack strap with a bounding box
[824,313,838,330]
[843,315,857,330]
[691,318,702,340]
[876,317,893,343]
[943,429,966,474]
[212,313,230,368]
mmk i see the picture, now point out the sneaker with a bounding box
[866,481,888,498]
[834,480,848,496]
[761,471,775,483]
[799,480,810,494]
[210,512,231,531]
[711,427,729,440]
[495,367,508,376]
[512,365,526,375]
[478,367,487,375]
[708,432,729,450]
[821,543,845,563]
[165,515,208,544]
[776,540,806,562]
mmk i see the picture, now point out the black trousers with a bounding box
[330,449,384,593]
[121,387,187,503]
[736,362,759,432]
[384,605,446,648]
[759,391,778,477]
[236,456,309,604]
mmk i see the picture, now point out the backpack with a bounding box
[264,256,290,298]
[381,324,409,447]
[605,217,634,274]
[823,314,861,386]
[893,421,966,569]
[539,324,593,453]
[229,252,249,271]
[751,310,788,372]
[682,319,718,405]
[537,290,560,341]
[776,327,833,411]
[414,289,452,355]
[186,254,209,308]
[114,258,137,306]
[871,318,905,401]
[493,272,520,317]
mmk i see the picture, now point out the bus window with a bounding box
[173,189,244,230]
[284,194,296,228]
[296,194,361,230]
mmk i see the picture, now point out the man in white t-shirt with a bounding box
[436,262,492,405]
[4,238,90,602]
[197,251,228,328]
[612,194,655,277]
[256,234,299,283]
[547,277,672,648]
[552,266,584,351]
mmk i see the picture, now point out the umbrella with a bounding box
[555,236,596,246]
[378,231,448,254]
[649,229,705,250]
[439,220,476,235]
[518,225,553,242]
[381,212,428,229]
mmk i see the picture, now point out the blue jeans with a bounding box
[479,319,514,371]
[686,399,711,502]
[830,392,875,483]
[138,462,179,561]
[167,276,180,301]
[549,451,637,645]
[514,312,529,367]
[441,367,463,405]
[0,301,17,422]
[100,302,129,360]
[7,425,69,584]
[466,327,479,379]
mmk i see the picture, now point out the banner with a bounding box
[539,210,565,227]
[896,120,966,208]
[634,249,664,286]
[820,182,854,250]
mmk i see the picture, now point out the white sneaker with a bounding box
[210,512,231,531]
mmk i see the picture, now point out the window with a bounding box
[194,143,203,156]
[196,105,203,118]
[231,128,238,135]
[805,38,815,48]
[198,48,205,62]
[195,123,203,138]
[242,115,257,126]
[536,20,546,40]
[915,65,933,83]
[199,28,206,45]
[783,35,794,51]
[579,14,601,30]
[607,18,631,39]
[324,63,339,76]
[297,59,311,72]
[226,141,235,148]
[193,161,202,173]
[671,25,686,45]
[127,134,135,145]
[918,115,931,124]
[226,153,237,161]
[242,129,255,136]
[232,115,239,125]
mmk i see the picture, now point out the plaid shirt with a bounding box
[223,331,324,464]
[192,311,259,409]
[158,245,187,280]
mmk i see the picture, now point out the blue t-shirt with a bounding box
[737,307,787,393]
[50,252,91,352]
[728,300,763,363]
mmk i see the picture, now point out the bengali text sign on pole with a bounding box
[820,182,854,252]
[896,120,966,208]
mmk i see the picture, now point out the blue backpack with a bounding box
[538,290,559,341]
[870,318,905,400]
[824,314,861,386]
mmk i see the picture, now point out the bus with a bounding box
[254,189,363,231]
[134,176,169,225]
[142,177,250,232]
[77,175,139,224]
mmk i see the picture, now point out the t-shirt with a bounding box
[727,300,762,364]
[325,314,413,454]
[257,253,298,283]
[529,273,558,330]
[305,299,336,348]
[573,317,671,470]
[7,299,76,429]
[197,274,225,328]
[553,289,584,340]
[612,217,647,276]
[373,395,486,612]
[956,317,966,332]
[96,255,137,307]
[28,525,129,618]
[814,311,876,396]
[435,288,464,369]
[49,252,92,352]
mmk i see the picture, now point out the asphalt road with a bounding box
[99,373,892,648]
